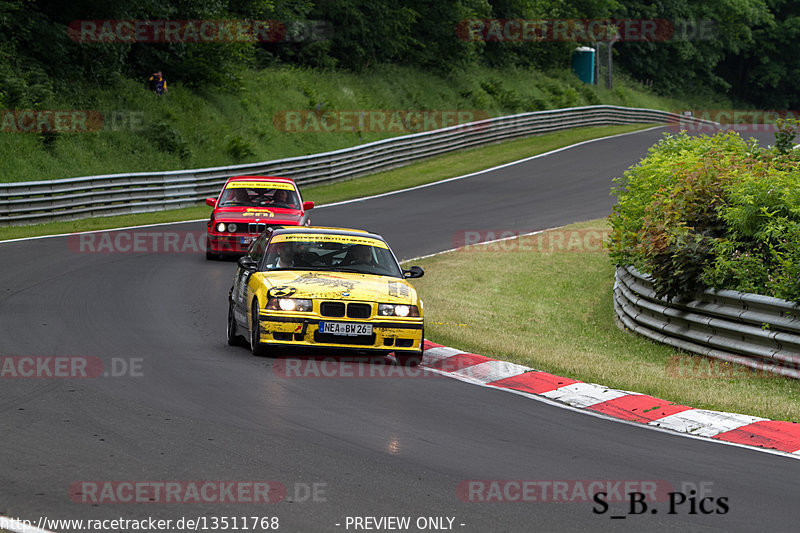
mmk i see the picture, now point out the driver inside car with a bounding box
[224,187,251,206]
[270,189,297,208]
[342,244,378,267]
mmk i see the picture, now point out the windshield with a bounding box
[263,238,403,277]
[219,183,299,208]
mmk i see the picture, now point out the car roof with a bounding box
[224,176,297,186]
[271,226,383,241]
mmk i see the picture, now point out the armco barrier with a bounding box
[0,105,713,226]
[614,265,800,379]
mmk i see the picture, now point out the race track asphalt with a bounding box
[1,127,796,532]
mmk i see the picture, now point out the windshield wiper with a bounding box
[330,268,375,274]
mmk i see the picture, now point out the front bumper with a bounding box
[207,233,257,254]
[256,313,424,353]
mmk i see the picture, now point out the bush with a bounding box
[146,121,191,164]
[608,130,800,301]
[226,135,255,162]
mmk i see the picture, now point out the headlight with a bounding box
[267,298,312,312]
[378,304,419,317]
[215,222,239,233]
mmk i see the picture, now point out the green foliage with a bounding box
[303,0,419,71]
[609,130,800,301]
[479,78,527,111]
[0,65,688,183]
[226,135,255,161]
[147,120,191,164]
[0,0,794,108]
[613,0,773,101]
[774,117,800,154]
[718,0,800,108]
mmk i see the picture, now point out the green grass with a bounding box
[409,219,800,423]
[0,65,727,184]
[0,123,652,241]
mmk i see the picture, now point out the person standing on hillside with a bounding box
[147,71,168,95]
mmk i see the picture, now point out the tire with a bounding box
[250,300,270,357]
[205,238,217,260]
[227,299,244,346]
[395,353,422,367]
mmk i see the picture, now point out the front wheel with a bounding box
[227,298,245,346]
[206,237,218,260]
[250,300,270,357]
[394,353,422,367]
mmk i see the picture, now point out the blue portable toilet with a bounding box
[571,46,595,84]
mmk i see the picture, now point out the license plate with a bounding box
[240,237,253,245]
[319,322,372,336]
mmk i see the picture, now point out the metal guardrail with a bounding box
[0,105,711,226]
[614,265,800,379]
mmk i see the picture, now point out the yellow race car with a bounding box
[227,226,425,365]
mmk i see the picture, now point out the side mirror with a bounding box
[403,266,424,279]
[205,197,216,207]
[238,256,258,271]
[302,201,315,210]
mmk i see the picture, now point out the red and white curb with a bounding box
[420,340,800,457]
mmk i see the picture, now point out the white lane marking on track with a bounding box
[401,228,550,263]
[648,410,768,437]
[0,126,666,245]
[451,360,532,384]
[319,126,666,208]
[0,218,209,244]
[541,382,630,408]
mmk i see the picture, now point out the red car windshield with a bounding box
[219,184,299,208]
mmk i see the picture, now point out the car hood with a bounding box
[261,270,418,304]
[213,206,303,224]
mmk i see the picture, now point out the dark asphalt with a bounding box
[1,127,795,532]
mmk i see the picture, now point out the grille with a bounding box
[314,332,376,345]
[248,223,268,234]
[320,302,372,318]
[320,302,346,317]
[347,303,371,318]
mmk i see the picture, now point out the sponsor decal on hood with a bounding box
[262,271,416,302]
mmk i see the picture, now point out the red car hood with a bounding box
[212,206,304,224]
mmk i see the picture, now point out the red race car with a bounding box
[205,176,314,259]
